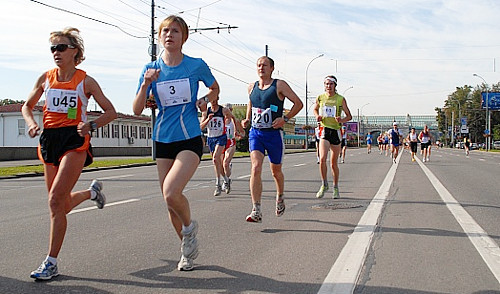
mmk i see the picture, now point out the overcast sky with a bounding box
[1,0,499,117]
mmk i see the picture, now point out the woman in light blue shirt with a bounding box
[133,15,219,271]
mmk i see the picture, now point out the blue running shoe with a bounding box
[30,260,59,280]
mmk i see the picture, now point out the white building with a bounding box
[0,103,153,147]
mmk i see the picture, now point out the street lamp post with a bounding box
[357,103,369,147]
[305,54,324,150]
[342,86,353,96]
[473,73,490,151]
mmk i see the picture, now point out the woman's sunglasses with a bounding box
[50,44,76,53]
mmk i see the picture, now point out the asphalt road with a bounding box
[1,148,499,294]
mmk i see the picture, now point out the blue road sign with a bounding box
[481,92,500,110]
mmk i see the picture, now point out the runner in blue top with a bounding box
[388,122,401,163]
[133,15,219,271]
[241,56,303,223]
[366,133,373,154]
[383,132,390,156]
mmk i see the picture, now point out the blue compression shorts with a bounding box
[207,134,227,153]
[249,128,284,165]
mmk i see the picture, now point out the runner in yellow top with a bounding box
[313,75,352,199]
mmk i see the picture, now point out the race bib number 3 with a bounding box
[322,105,336,118]
[157,78,191,107]
[252,107,272,128]
[46,89,78,114]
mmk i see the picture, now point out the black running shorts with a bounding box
[321,127,342,146]
[155,136,203,160]
[38,126,93,167]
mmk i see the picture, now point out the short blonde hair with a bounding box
[158,15,189,44]
[49,27,85,65]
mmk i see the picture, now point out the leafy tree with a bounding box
[493,124,500,141]
[232,106,249,152]
[436,82,500,144]
[0,98,24,106]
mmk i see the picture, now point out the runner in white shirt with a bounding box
[221,103,245,194]
[418,125,432,162]
[406,127,418,162]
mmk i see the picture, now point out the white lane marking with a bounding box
[416,157,500,283]
[97,174,134,180]
[294,163,306,167]
[237,174,251,179]
[318,152,401,294]
[197,165,213,169]
[68,198,140,215]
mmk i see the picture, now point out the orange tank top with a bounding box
[43,68,88,128]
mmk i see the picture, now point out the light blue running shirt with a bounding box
[137,55,215,143]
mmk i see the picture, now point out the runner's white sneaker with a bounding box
[224,179,232,194]
[90,179,105,209]
[213,185,222,197]
[181,220,199,260]
[177,255,194,271]
[246,209,262,223]
[276,198,285,217]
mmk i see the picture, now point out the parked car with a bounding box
[470,143,478,150]
[493,141,500,149]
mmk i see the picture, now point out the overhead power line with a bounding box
[209,66,248,84]
[29,0,148,39]
[118,0,150,18]
[72,0,149,35]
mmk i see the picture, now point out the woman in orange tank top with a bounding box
[22,27,116,280]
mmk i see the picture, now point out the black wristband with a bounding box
[89,121,97,131]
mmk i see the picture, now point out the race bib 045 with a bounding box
[46,89,78,114]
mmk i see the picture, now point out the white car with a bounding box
[493,141,500,149]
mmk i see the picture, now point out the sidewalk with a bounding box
[0,156,153,168]
[0,149,315,169]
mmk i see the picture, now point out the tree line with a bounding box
[435,82,500,145]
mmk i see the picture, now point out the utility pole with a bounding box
[150,0,157,160]
[265,45,268,57]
